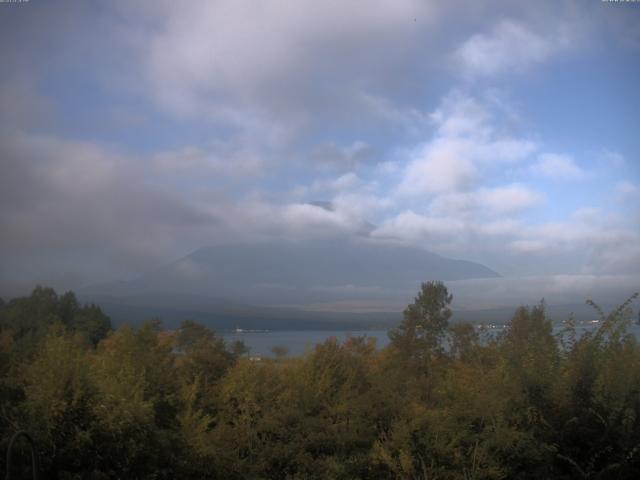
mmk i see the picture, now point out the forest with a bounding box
[1,282,639,479]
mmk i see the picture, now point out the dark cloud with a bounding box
[0,132,218,290]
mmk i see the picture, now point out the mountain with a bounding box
[80,238,499,329]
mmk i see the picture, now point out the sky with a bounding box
[0,0,639,308]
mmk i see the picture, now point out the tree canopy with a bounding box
[1,285,639,479]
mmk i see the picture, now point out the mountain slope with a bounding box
[87,239,497,300]
[80,238,499,327]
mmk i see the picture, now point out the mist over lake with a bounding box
[225,323,640,357]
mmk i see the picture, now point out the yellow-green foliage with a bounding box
[1,287,639,479]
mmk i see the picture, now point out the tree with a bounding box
[271,345,289,358]
[88,321,178,477]
[175,319,236,385]
[0,287,111,348]
[389,281,453,364]
[177,319,215,351]
[551,294,640,478]
[230,340,249,358]
[70,304,111,346]
[449,322,480,363]
[18,325,95,477]
[500,302,558,399]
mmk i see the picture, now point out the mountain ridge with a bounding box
[80,238,499,327]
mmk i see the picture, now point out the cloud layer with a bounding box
[0,0,638,308]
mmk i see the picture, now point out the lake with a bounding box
[223,329,391,357]
[223,323,640,358]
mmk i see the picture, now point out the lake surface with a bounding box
[223,329,391,357]
[223,323,640,358]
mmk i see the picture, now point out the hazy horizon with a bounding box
[1,1,639,311]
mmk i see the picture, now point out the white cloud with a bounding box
[598,150,626,168]
[615,181,640,202]
[307,141,373,171]
[372,210,464,242]
[281,203,355,235]
[153,142,266,177]
[367,192,640,280]
[298,172,365,198]
[509,240,548,254]
[474,138,537,164]
[431,184,542,217]
[475,219,522,237]
[448,274,640,309]
[571,207,602,223]
[590,242,640,275]
[398,91,536,196]
[132,0,435,122]
[531,153,587,180]
[358,92,431,136]
[455,19,572,77]
[332,192,394,220]
[511,212,640,276]
[398,140,478,195]
[208,198,377,243]
[475,184,543,215]
[429,93,492,138]
[371,182,542,254]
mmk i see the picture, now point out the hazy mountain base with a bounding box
[81,293,400,330]
[78,291,614,331]
[78,239,499,321]
[1,284,639,479]
[77,243,630,332]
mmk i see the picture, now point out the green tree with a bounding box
[70,303,111,346]
[271,345,289,358]
[17,325,95,477]
[389,281,453,364]
[0,287,111,348]
[175,319,237,386]
[88,320,179,478]
[552,294,640,478]
[449,322,480,363]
